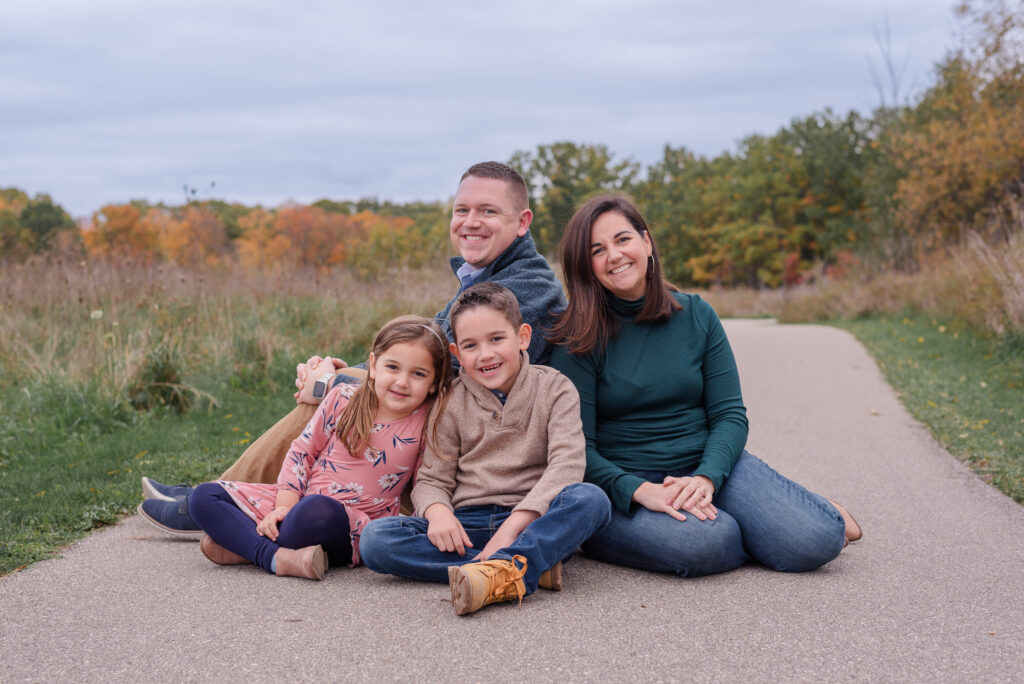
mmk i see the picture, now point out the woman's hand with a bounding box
[425,504,473,556]
[662,475,717,521]
[256,505,292,541]
[632,482,688,521]
[294,355,347,404]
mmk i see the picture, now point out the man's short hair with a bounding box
[461,161,529,212]
[449,281,524,342]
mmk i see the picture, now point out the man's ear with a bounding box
[516,208,533,237]
[517,323,532,351]
[448,342,462,366]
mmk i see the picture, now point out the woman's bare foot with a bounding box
[828,500,863,544]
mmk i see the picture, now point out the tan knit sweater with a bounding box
[411,352,585,517]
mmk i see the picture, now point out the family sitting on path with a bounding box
[139,162,862,615]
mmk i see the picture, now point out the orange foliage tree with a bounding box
[82,204,156,260]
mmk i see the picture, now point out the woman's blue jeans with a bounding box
[582,451,846,577]
[360,482,611,594]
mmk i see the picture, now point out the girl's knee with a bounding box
[187,482,224,520]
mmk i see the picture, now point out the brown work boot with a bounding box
[538,561,563,591]
[447,555,527,616]
[199,535,249,565]
[274,545,327,580]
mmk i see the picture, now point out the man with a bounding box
[139,161,567,534]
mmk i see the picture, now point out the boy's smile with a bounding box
[450,307,531,395]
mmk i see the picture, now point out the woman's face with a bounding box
[589,210,653,301]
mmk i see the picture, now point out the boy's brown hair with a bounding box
[448,282,524,343]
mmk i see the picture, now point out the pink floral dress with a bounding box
[217,382,429,565]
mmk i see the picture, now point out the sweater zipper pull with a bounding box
[492,410,502,424]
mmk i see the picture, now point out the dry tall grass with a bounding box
[0,258,453,405]
[777,231,1024,337]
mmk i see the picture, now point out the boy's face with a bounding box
[450,176,531,269]
[450,306,531,395]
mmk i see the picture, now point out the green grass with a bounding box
[834,315,1024,503]
[0,362,300,575]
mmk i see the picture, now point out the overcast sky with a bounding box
[1,1,958,218]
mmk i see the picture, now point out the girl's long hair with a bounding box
[549,194,680,356]
[336,315,453,455]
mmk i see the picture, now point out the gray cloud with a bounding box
[0,0,956,216]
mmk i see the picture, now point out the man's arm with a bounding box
[293,355,366,404]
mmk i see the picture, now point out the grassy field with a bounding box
[2,259,1022,575]
[0,376,296,573]
[835,315,1024,503]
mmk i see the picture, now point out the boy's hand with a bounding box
[256,506,292,541]
[425,504,472,556]
[473,510,538,561]
[662,475,717,521]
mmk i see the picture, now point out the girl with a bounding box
[188,315,453,580]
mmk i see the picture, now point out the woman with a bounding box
[549,195,860,577]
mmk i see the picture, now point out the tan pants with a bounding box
[217,370,413,514]
[218,403,317,483]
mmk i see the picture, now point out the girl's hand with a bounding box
[632,482,687,521]
[425,504,473,556]
[256,506,292,541]
[662,475,717,521]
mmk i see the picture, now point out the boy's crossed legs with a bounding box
[360,483,611,613]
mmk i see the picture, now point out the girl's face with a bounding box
[589,210,653,301]
[368,341,437,422]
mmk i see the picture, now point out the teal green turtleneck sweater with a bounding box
[549,292,748,516]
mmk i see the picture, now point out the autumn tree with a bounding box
[510,142,640,254]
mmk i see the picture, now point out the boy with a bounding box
[359,282,611,616]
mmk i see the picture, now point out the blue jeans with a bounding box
[360,483,611,594]
[582,451,846,576]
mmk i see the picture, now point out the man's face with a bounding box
[450,176,532,269]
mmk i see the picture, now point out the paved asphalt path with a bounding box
[2,320,1022,682]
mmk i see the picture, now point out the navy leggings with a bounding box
[189,483,352,573]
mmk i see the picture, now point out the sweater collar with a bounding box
[606,290,646,317]
[449,231,540,279]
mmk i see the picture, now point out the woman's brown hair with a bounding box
[550,194,680,355]
[335,315,453,456]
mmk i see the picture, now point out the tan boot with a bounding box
[538,561,563,591]
[199,535,249,565]
[448,555,527,616]
[274,545,327,580]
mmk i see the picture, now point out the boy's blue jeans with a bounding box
[582,450,847,577]
[360,482,611,594]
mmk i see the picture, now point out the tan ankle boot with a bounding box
[274,545,327,580]
[199,535,249,565]
[447,555,527,616]
[538,561,563,591]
